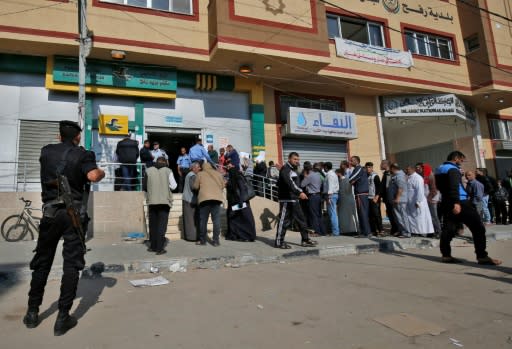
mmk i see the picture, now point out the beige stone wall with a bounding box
[345,95,382,168]
[89,192,146,238]
[325,0,471,93]
[263,87,280,164]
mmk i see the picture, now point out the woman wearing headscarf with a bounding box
[225,160,256,242]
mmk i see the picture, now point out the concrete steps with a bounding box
[144,193,228,241]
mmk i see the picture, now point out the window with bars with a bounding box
[279,95,344,124]
[404,30,454,60]
[101,0,193,15]
[327,14,385,47]
[490,119,512,141]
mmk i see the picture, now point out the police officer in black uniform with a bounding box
[23,121,105,336]
[435,151,501,266]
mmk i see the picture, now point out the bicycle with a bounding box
[1,197,41,242]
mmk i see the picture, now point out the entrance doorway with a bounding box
[146,132,198,186]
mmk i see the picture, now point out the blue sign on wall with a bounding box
[206,134,214,143]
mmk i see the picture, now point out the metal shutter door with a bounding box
[394,141,452,170]
[18,120,60,183]
[282,138,348,166]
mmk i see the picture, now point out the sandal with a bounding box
[441,256,463,264]
[301,239,318,247]
[477,257,502,266]
[275,243,292,249]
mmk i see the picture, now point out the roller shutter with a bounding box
[18,120,60,183]
[282,138,348,166]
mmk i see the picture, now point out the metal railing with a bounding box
[245,173,279,202]
[0,161,280,201]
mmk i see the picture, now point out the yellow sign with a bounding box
[99,115,129,135]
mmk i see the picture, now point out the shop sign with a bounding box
[383,94,476,122]
[287,107,357,139]
[53,56,177,91]
[334,38,414,68]
[206,134,214,144]
[164,115,183,126]
[360,0,454,22]
[99,115,129,135]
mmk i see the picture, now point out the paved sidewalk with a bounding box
[1,224,510,282]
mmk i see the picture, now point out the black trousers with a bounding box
[198,200,222,243]
[440,201,488,259]
[28,209,85,313]
[368,198,383,233]
[178,168,190,193]
[355,194,371,235]
[308,193,325,235]
[384,201,399,234]
[494,199,508,224]
[275,201,309,245]
[148,204,170,252]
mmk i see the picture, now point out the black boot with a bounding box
[23,308,39,329]
[54,311,77,336]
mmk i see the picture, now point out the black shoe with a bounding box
[147,248,156,252]
[274,242,292,249]
[23,310,39,329]
[155,249,167,255]
[54,312,77,336]
[212,241,220,247]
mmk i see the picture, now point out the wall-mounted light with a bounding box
[238,64,253,73]
[483,94,490,99]
[264,65,272,71]
[400,120,407,125]
[111,50,126,60]
[497,98,505,103]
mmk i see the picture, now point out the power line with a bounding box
[0,0,74,18]
[318,0,512,76]
[457,0,512,23]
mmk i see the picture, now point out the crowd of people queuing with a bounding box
[117,135,502,265]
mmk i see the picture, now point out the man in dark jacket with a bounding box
[349,155,371,237]
[116,135,139,191]
[275,152,317,249]
[435,151,501,265]
[139,139,153,169]
[379,160,398,235]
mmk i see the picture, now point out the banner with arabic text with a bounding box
[334,37,414,68]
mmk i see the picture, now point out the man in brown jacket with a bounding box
[192,162,225,246]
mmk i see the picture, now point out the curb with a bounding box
[0,238,445,284]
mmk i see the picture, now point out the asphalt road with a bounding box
[1,241,511,349]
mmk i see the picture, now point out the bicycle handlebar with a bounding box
[19,197,32,206]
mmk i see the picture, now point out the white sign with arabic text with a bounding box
[335,37,414,68]
[288,107,358,139]
[383,94,476,122]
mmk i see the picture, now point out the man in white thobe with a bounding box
[405,165,434,236]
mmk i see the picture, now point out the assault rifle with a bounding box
[57,174,87,254]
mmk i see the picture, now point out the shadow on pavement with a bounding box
[0,263,29,298]
[465,272,512,285]
[39,272,117,322]
[388,250,512,276]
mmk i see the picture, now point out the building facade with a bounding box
[0,0,511,191]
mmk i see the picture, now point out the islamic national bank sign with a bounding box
[287,107,358,139]
[383,94,476,122]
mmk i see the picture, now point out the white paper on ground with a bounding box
[129,276,170,287]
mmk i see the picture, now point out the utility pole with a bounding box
[78,0,92,135]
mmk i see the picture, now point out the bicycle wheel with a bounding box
[1,215,29,242]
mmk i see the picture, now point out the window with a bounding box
[279,95,344,123]
[490,119,512,140]
[100,0,192,15]
[405,30,454,60]
[327,15,385,47]
[464,34,480,53]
